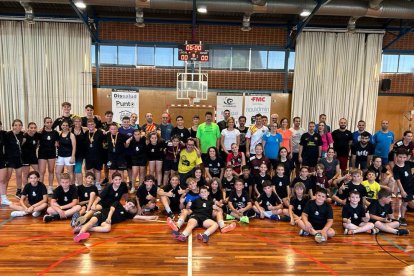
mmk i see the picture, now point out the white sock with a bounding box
[177,218,184,228]
[165,206,172,213]
[264,211,272,218]
[182,230,189,237]
[204,230,211,236]
[218,220,225,228]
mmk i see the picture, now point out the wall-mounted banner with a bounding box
[111,90,139,123]
[216,95,244,125]
[244,95,271,126]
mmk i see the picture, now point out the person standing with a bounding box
[289,117,305,176]
[81,104,102,129]
[160,112,173,142]
[331,118,353,171]
[299,122,322,171]
[317,114,331,133]
[237,115,248,154]
[217,109,230,132]
[171,115,191,143]
[352,120,372,145]
[373,120,395,166]
[196,112,221,162]
[141,113,160,135]
[245,114,269,159]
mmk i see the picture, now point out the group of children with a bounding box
[6,146,412,244]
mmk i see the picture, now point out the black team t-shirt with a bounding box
[53,185,78,206]
[272,174,290,198]
[257,192,280,211]
[22,182,47,205]
[191,197,214,218]
[77,185,99,202]
[100,201,135,224]
[85,129,105,160]
[254,173,271,192]
[290,196,309,217]
[136,184,158,207]
[303,200,333,230]
[393,161,414,192]
[222,177,235,194]
[229,190,250,210]
[99,182,128,208]
[368,199,393,221]
[342,203,366,225]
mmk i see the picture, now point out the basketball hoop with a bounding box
[188,96,201,105]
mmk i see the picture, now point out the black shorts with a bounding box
[125,155,133,169]
[170,201,180,212]
[131,156,147,167]
[22,154,38,166]
[6,157,23,169]
[164,159,178,171]
[311,222,326,231]
[85,158,103,171]
[93,211,105,226]
[292,152,300,166]
[38,150,56,160]
[0,159,6,169]
[403,193,414,203]
[107,158,127,171]
[189,214,209,227]
[302,157,318,167]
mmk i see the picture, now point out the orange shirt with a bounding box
[277,128,292,152]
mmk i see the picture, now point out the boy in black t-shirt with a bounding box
[253,181,289,221]
[227,178,254,223]
[393,150,414,226]
[172,186,219,243]
[159,175,184,218]
[73,200,157,242]
[43,173,81,223]
[136,175,159,213]
[291,166,316,198]
[77,172,99,216]
[368,189,409,236]
[333,169,367,206]
[299,188,335,243]
[241,165,254,199]
[10,171,48,217]
[289,182,309,226]
[254,163,271,199]
[222,166,236,200]
[342,190,376,235]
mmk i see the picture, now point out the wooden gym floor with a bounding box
[1,176,414,275]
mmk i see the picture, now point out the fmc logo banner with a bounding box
[244,95,271,126]
[216,95,243,124]
[111,90,139,123]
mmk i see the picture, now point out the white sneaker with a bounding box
[47,186,53,195]
[1,197,11,206]
[130,186,136,194]
[32,211,41,217]
[95,183,102,191]
[11,211,27,217]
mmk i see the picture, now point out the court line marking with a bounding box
[379,234,414,260]
[175,256,213,259]
[188,233,192,276]
[243,233,339,276]
[0,216,14,228]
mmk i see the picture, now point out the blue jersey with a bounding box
[262,132,282,160]
[373,131,394,158]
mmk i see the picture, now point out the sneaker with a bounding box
[396,228,410,236]
[15,189,22,199]
[314,233,326,243]
[171,230,180,239]
[166,212,175,219]
[221,222,236,233]
[344,228,354,235]
[197,233,209,243]
[397,193,402,198]
[299,229,310,236]
[43,215,54,223]
[11,211,27,217]
[371,227,379,235]
[1,196,11,206]
[73,225,82,234]
[130,186,136,194]
[47,186,53,195]
[399,217,408,227]
[240,216,250,224]
[391,193,397,198]
[280,215,291,222]
[167,217,179,232]
[32,211,41,217]
[175,233,187,242]
[270,214,280,221]
[75,215,88,227]
[95,183,102,191]
[226,214,235,220]
[74,232,90,242]
[71,212,81,227]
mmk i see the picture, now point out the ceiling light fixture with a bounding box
[197,6,207,14]
[74,1,87,9]
[300,10,311,17]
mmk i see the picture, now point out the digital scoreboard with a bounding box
[178,44,209,62]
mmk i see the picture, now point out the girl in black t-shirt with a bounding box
[77,172,99,216]
[162,135,184,186]
[288,182,309,226]
[10,171,48,217]
[205,146,224,181]
[126,129,148,190]
[55,120,76,185]
[5,119,24,198]
[21,122,40,182]
[193,166,206,188]
[38,117,59,195]
[146,132,165,186]
[0,121,9,205]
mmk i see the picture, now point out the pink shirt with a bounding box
[320,132,333,152]
[277,128,292,152]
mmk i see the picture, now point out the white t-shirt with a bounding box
[221,128,240,151]
[246,125,269,154]
[289,127,305,153]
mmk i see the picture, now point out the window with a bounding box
[288,52,295,71]
[155,47,174,67]
[212,49,231,69]
[381,54,399,72]
[100,45,117,64]
[267,50,285,69]
[137,46,154,66]
[118,46,136,65]
[91,45,96,66]
[232,49,250,69]
[173,48,185,67]
[250,50,267,70]
[398,55,414,73]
